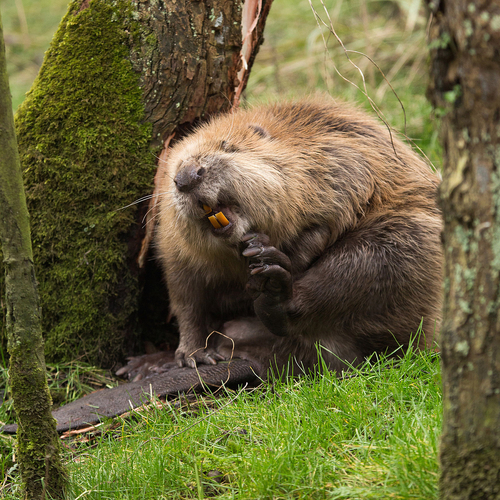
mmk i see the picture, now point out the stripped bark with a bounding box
[137,0,273,263]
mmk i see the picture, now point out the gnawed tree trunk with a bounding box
[0,11,67,499]
[427,1,500,498]
[1,0,272,367]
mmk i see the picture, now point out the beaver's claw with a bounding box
[242,233,293,336]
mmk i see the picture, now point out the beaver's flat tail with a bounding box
[1,359,257,434]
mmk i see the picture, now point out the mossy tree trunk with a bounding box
[0,11,67,499]
[1,0,272,367]
[427,1,500,498]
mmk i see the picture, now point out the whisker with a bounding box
[120,190,175,212]
[141,196,174,225]
[118,194,157,211]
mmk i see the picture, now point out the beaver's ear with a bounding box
[248,124,270,139]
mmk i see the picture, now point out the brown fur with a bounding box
[154,98,442,377]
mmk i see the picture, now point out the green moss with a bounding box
[10,356,67,496]
[1,0,156,365]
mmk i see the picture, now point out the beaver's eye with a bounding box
[248,124,270,139]
[221,141,239,153]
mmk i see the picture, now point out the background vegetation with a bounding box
[1,0,441,164]
[246,0,441,168]
[0,0,442,497]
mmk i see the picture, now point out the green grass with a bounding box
[0,348,442,499]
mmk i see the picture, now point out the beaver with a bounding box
[123,97,442,380]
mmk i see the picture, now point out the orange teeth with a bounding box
[203,204,212,214]
[214,211,230,226]
[208,211,230,229]
[208,215,222,229]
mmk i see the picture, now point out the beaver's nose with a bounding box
[174,164,206,193]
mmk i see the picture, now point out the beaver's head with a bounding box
[166,120,294,246]
[160,101,390,251]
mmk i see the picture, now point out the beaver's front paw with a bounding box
[242,233,292,336]
[175,344,226,369]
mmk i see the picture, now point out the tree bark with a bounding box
[0,11,67,499]
[1,0,272,367]
[427,1,500,498]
